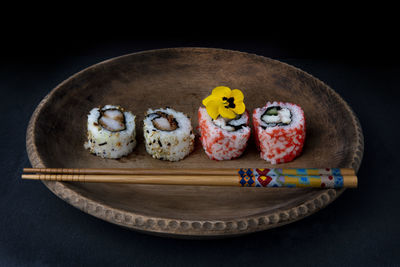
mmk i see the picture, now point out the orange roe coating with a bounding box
[252,102,306,164]
[198,107,251,160]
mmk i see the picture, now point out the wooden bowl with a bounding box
[26,48,364,238]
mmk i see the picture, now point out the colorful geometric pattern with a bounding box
[333,175,344,188]
[238,168,255,187]
[279,168,345,176]
[283,175,323,188]
[320,175,334,188]
[252,168,284,187]
[237,168,347,188]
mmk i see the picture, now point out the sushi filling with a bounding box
[150,111,178,131]
[261,106,292,127]
[213,113,247,131]
[98,107,126,132]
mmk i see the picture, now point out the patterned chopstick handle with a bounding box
[279,168,351,176]
[238,168,347,188]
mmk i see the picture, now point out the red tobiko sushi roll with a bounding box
[198,108,251,160]
[198,86,251,160]
[252,101,306,164]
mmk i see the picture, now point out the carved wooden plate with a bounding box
[26,48,363,238]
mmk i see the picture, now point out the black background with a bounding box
[1,16,400,266]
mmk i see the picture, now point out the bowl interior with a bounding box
[29,48,362,233]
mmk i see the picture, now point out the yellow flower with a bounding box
[202,86,246,119]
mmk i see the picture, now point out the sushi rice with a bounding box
[84,105,136,159]
[198,107,251,160]
[143,107,195,161]
[253,101,306,164]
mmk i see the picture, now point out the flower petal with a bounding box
[218,105,237,119]
[232,100,245,114]
[231,89,244,102]
[205,100,220,119]
[202,95,220,106]
[212,86,231,99]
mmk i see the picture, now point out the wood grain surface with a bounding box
[26,48,364,238]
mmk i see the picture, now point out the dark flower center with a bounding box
[222,97,236,108]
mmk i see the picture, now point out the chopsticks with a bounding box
[22,168,357,188]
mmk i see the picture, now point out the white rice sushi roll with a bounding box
[84,105,136,159]
[143,107,195,161]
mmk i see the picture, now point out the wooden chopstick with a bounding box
[23,167,355,176]
[22,174,241,186]
[22,168,357,188]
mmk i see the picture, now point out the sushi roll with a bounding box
[252,101,306,164]
[198,108,251,160]
[199,86,251,160]
[143,107,195,161]
[84,105,136,159]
